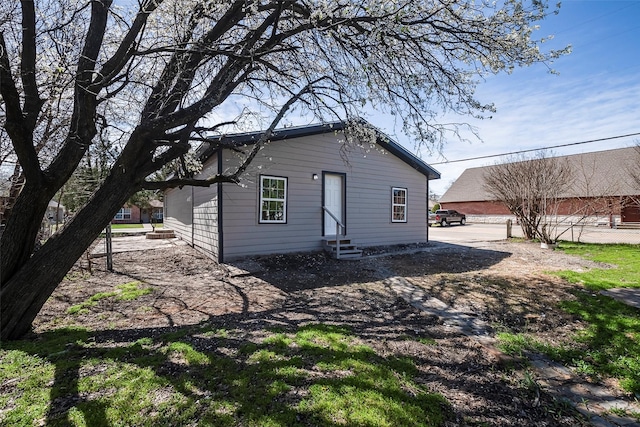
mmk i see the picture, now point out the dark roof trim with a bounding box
[198,121,441,180]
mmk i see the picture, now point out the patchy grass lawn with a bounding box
[66,281,152,315]
[0,241,601,426]
[0,324,449,426]
[498,242,640,396]
[109,224,144,229]
[554,243,640,290]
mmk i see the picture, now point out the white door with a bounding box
[324,174,343,236]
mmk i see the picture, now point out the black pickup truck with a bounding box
[429,209,466,227]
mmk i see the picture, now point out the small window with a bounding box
[259,175,287,223]
[115,207,132,220]
[392,187,407,223]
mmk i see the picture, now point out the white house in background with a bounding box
[164,121,440,262]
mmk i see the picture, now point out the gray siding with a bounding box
[192,185,219,258]
[220,132,428,260]
[165,154,220,259]
[164,186,194,245]
[346,143,428,248]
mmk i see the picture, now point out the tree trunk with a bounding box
[1,182,54,282]
[520,220,538,240]
[1,165,25,223]
[0,165,137,340]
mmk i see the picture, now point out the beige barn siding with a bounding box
[164,186,194,245]
[220,133,428,260]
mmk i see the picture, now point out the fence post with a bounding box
[570,221,574,242]
[506,219,512,238]
[105,224,113,271]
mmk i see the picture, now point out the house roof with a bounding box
[440,147,640,203]
[47,200,65,210]
[198,121,441,180]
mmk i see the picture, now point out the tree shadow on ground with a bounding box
[241,242,512,293]
[559,291,640,394]
[2,292,583,426]
[1,243,586,426]
[3,309,454,426]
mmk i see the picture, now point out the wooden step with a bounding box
[322,237,363,259]
[333,250,363,259]
[323,238,351,246]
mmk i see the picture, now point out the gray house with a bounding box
[164,121,440,262]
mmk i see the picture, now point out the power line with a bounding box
[430,132,640,165]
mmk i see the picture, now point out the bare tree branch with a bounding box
[0,0,571,339]
[19,0,43,130]
[0,32,41,181]
[484,151,571,243]
[91,0,163,91]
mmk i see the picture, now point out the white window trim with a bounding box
[259,175,287,224]
[115,207,132,220]
[391,187,407,223]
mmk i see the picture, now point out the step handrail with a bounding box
[322,206,345,259]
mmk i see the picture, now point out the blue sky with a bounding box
[387,0,640,196]
[112,0,638,198]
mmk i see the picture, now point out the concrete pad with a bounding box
[600,288,640,310]
[91,235,186,257]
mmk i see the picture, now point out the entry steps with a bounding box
[322,237,363,259]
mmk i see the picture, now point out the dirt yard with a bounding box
[34,240,613,426]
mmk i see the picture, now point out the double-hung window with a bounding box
[392,187,407,222]
[260,175,287,223]
[115,207,132,220]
